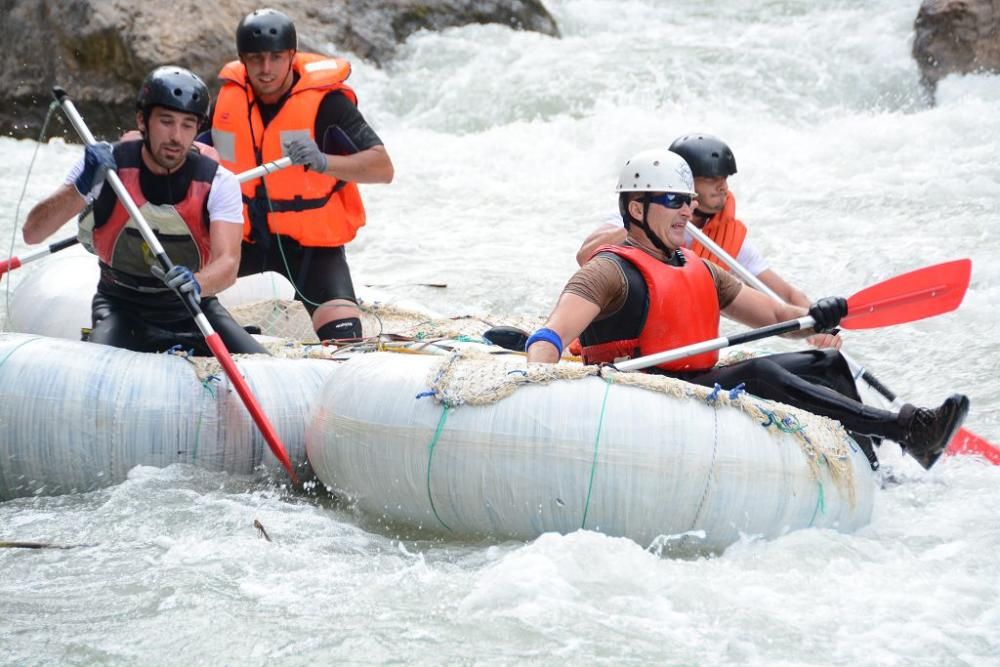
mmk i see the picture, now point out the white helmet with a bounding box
[616,149,696,196]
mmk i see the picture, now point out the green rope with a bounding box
[425,404,453,532]
[0,336,41,371]
[189,379,219,463]
[808,482,826,526]
[581,376,613,530]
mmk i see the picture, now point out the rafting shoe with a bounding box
[899,394,970,469]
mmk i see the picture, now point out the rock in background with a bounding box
[913,0,1000,99]
[0,0,558,140]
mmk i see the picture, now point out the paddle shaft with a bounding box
[0,236,78,276]
[686,223,886,389]
[52,87,298,484]
[614,315,815,371]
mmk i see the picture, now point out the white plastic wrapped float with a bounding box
[4,245,297,340]
[0,332,338,500]
[307,350,877,550]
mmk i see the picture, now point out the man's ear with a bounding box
[627,198,645,220]
[135,111,146,134]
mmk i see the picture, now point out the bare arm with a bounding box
[194,221,243,297]
[576,224,626,266]
[23,184,85,245]
[721,284,818,339]
[757,268,842,349]
[757,268,809,307]
[323,145,394,184]
[525,293,602,363]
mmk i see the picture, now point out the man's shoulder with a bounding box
[208,164,239,191]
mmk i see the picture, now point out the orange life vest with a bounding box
[689,192,747,270]
[579,245,721,372]
[82,140,214,288]
[211,52,365,247]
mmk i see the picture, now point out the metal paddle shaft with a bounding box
[614,259,971,373]
[0,236,79,276]
[615,315,817,371]
[52,86,298,484]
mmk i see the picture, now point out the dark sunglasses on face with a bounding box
[647,192,693,209]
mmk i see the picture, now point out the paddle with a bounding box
[1,157,292,278]
[0,236,78,277]
[613,259,971,372]
[686,223,999,463]
[52,87,299,484]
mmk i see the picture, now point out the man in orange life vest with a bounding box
[576,134,839,349]
[209,8,394,342]
[23,66,265,356]
[525,148,969,470]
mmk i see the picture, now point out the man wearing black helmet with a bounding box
[576,134,838,349]
[209,8,394,343]
[23,66,266,356]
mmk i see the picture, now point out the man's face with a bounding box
[630,193,694,250]
[138,107,199,171]
[241,50,295,100]
[693,176,728,214]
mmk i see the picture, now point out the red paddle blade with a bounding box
[945,427,1000,465]
[842,259,971,330]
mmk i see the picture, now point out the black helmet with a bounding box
[668,134,737,179]
[236,8,297,54]
[136,66,210,120]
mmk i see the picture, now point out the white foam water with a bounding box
[2,0,998,663]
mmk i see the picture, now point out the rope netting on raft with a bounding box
[197,297,857,499]
[419,347,858,501]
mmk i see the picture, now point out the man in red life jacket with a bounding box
[23,66,265,356]
[526,148,969,470]
[209,8,395,343]
[575,134,839,349]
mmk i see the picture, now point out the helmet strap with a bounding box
[634,196,680,260]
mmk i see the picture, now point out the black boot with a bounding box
[898,394,970,469]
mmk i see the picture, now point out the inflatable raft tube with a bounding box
[0,332,338,500]
[307,351,876,550]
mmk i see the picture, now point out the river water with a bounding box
[1,1,998,664]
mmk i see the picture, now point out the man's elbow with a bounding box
[213,255,240,292]
[378,158,395,184]
[22,228,41,246]
[22,216,47,245]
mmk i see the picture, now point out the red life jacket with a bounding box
[211,52,365,247]
[80,140,215,289]
[579,245,721,372]
[689,192,747,270]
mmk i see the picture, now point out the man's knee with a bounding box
[316,317,363,341]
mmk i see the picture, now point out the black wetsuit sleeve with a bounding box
[315,91,384,151]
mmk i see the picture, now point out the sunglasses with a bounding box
[647,192,693,209]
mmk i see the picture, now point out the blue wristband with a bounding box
[525,327,563,356]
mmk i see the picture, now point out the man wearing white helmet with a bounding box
[575,134,838,349]
[526,149,969,470]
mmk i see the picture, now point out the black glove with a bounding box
[73,142,116,196]
[151,264,201,304]
[808,296,848,333]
